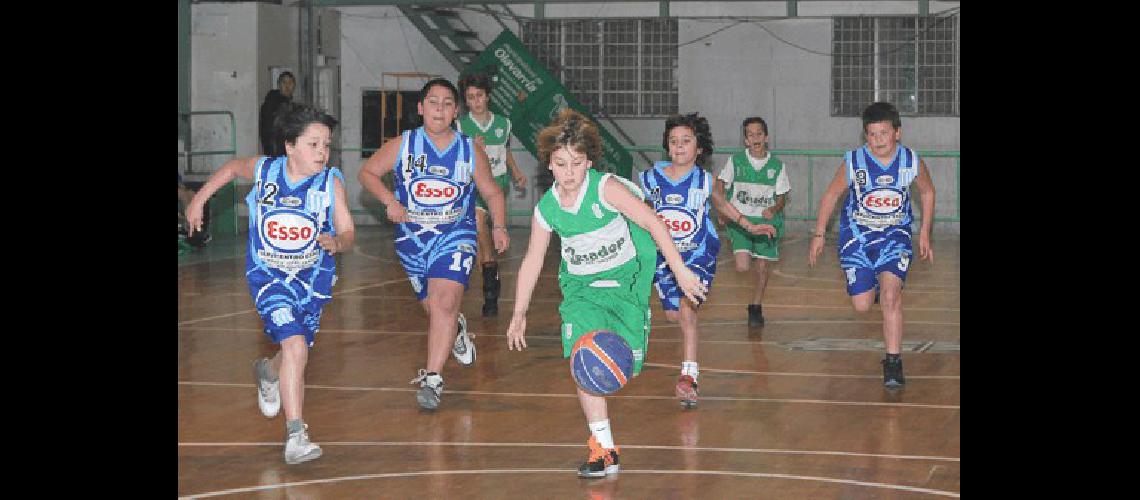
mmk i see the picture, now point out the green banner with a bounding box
[461,30,633,179]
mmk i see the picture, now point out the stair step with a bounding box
[415,7,458,17]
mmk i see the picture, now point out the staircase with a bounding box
[398,4,653,170]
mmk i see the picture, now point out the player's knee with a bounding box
[879,288,902,311]
[429,291,462,315]
[280,336,309,363]
[852,296,874,313]
[664,310,680,323]
[735,260,750,273]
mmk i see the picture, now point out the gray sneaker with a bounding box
[451,313,476,366]
[253,358,281,418]
[410,369,444,410]
[284,424,322,465]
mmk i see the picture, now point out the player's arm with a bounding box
[711,176,774,238]
[186,157,259,235]
[472,144,510,253]
[808,163,850,268]
[710,178,742,224]
[506,147,526,192]
[603,177,707,304]
[506,216,551,351]
[913,158,936,263]
[357,136,405,223]
[766,194,787,219]
[766,166,791,219]
[504,120,526,192]
[318,176,356,255]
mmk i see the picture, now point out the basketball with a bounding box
[570,330,634,396]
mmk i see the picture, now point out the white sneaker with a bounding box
[451,313,476,366]
[253,358,281,418]
[284,424,322,465]
[410,369,444,410]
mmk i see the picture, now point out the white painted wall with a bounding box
[189,3,259,179]
[188,2,301,179]
[188,1,959,233]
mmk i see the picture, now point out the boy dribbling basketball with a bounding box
[505,109,706,478]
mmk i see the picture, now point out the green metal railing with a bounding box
[335,145,960,223]
[178,110,239,235]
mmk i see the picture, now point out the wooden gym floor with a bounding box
[178,224,960,498]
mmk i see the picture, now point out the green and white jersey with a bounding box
[457,112,511,178]
[719,150,791,229]
[534,169,654,289]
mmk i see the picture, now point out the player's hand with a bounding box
[493,227,510,254]
[918,231,934,263]
[385,203,408,224]
[760,209,771,219]
[506,313,528,351]
[674,266,708,305]
[808,234,825,268]
[474,135,486,149]
[185,202,206,236]
[317,233,341,254]
[744,221,777,237]
[513,172,528,197]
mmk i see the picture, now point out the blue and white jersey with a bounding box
[638,161,720,256]
[393,127,477,230]
[839,144,920,242]
[245,156,341,302]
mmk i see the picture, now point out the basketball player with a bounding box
[185,103,355,465]
[808,101,936,388]
[358,78,509,410]
[711,116,789,327]
[505,109,706,478]
[638,113,750,409]
[457,72,527,316]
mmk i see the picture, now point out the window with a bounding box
[832,15,959,116]
[522,18,678,117]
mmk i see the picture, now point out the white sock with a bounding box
[682,361,699,381]
[589,419,615,449]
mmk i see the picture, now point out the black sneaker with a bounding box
[482,301,498,317]
[882,356,905,388]
[747,304,764,327]
[577,436,620,478]
[482,264,500,317]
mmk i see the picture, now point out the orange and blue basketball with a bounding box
[570,330,634,396]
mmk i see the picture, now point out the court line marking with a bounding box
[353,245,524,263]
[706,283,958,293]
[179,296,960,313]
[639,362,959,380]
[177,468,959,498]
[770,269,959,289]
[179,283,959,297]
[177,327,959,378]
[176,278,409,326]
[178,381,960,409]
[178,440,959,462]
[178,326,962,346]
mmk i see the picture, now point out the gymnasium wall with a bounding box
[187,1,960,234]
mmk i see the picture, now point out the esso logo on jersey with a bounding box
[861,188,904,214]
[657,207,698,239]
[411,178,461,207]
[262,212,318,251]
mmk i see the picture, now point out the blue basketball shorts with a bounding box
[837,229,912,296]
[248,270,333,346]
[653,250,717,311]
[395,222,478,301]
